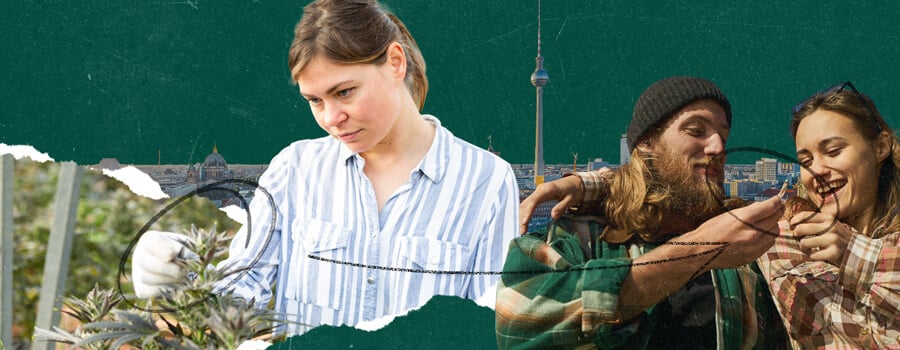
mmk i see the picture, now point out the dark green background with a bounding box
[4,1,899,349]
[6,1,899,166]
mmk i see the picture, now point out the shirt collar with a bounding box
[338,139,355,164]
[417,114,449,184]
[337,114,449,184]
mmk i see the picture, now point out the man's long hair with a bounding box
[602,147,733,243]
[603,149,670,242]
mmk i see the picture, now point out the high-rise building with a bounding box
[779,161,799,176]
[737,180,768,200]
[755,157,778,183]
[589,158,609,171]
[619,134,630,165]
[530,0,548,187]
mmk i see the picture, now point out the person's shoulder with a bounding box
[427,115,510,164]
[259,136,342,178]
[451,135,508,165]
[281,136,338,155]
[270,136,340,163]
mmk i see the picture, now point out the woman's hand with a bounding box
[789,211,854,266]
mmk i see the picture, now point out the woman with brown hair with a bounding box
[131,0,518,336]
[758,81,900,348]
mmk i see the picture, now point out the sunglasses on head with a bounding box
[791,81,857,115]
[792,81,883,133]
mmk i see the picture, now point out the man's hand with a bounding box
[132,230,197,298]
[684,195,785,270]
[619,196,785,321]
[518,175,584,233]
[789,211,853,266]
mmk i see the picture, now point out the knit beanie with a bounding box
[626,76,732,151]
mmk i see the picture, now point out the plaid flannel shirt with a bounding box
[568,170,611,214]
[496,215,785,349]
[757,222,900,349]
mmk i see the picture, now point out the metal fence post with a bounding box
[0,155,14,350]
[32,162,82,350]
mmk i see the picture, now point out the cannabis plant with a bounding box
[34,225,285,349]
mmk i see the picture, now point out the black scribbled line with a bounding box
[118,179,276,314]
[722,146,841,236]
[307,240,728,277]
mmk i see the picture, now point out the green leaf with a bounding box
[74,330,141,347]
[110,332,150,349]
[33,326,80,344]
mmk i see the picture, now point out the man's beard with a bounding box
[650,148,727,228]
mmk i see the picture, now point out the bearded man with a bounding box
[496,76,788,349]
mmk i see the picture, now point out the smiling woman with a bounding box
[758,81,900,349]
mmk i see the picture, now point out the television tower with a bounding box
[531,0,548,186]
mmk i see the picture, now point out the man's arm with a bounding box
[616,196,783,320]
[518,169,612,234]
[497,196,783,349]
[571,170,613,213]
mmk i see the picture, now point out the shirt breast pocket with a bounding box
[285,217,351,310]
[398,236,470,272]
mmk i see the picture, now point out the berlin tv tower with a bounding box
[531,0,548,187]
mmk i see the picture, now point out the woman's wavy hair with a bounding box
[288,0,428,110]
[791,88,900,237]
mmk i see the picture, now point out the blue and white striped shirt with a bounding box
[218,115,518,335]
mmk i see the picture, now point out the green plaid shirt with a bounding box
[496,215,786,349]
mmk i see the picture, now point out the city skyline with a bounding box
[120,143,802,199]
[95,143,801,233]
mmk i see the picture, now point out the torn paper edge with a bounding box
[0,143,55,162]
[5,144,498,336]
[101,166,170,200]
[223,206,501,333]
[0,144,168,200]
[355,286,497,332]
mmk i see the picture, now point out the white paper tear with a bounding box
[474,284,497,310]
[0,143,55,162]
[356,313,399,332]
[354,286,497,332]
[220,205,248,225]
[223,200,498,334]
[235,340,271,350]
[1,145,497,335]
[101,166,169,200]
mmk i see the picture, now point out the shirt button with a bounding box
[860,327,870,335]
[367,277,375,284]
[429,252,440,265]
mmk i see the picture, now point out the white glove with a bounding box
[131,230,198,298]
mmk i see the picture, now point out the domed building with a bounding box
[200,144,228,180]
